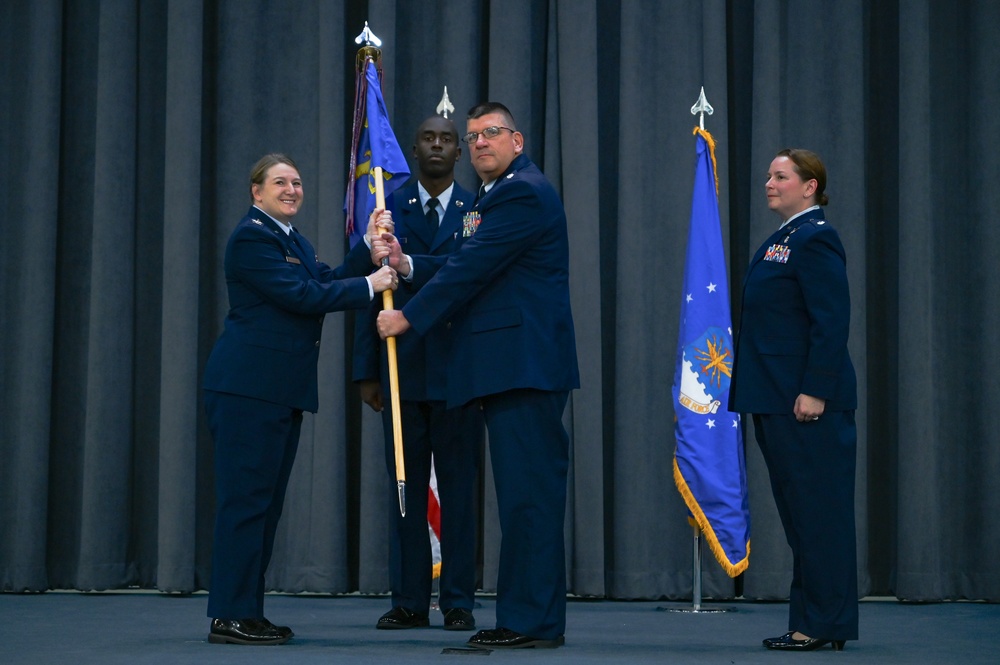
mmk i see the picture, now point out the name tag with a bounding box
[285,256,301,264]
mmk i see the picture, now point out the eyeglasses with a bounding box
[462,126,514,144]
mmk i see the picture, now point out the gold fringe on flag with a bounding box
[672,456,750,578]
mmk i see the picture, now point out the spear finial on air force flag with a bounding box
[691,86,714,131]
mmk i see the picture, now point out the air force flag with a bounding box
[672,128,751,577]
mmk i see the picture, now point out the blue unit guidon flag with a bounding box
[344,59,410,247]
[671,127,751,577]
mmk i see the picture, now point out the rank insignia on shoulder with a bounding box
[817,220,826,225]
[252,218,263,225]
[764,244,791,263]
[462,211,481,237]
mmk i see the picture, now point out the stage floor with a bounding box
[2,592,996,664]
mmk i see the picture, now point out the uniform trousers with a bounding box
[481,388,570,640]
[383,399,481,614]
[204,390,302,619]
[753,411,859,641]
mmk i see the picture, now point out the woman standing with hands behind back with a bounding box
[730,149,858,651]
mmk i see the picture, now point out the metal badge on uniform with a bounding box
[455,199,464,208]
[462,211,481,237]
[764,244,791,263]
[285,255,301,264]
[408,197,418,204]
[252,218,263,225]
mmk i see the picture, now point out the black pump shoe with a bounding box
[762,631,794,646]
[763,632,845,651]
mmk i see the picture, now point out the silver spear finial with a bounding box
[690,86,714,131]
[354,21,382,48]
[435,86,455,118]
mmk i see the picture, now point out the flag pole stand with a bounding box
[658,524,733,614]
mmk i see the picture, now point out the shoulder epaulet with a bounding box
[243,216,284,238]
[801,218,827,228]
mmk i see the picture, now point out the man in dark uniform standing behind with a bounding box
[376,102,579,649]
[354,114,484,632]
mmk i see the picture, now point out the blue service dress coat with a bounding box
[353,181,484,617]
[729,207,859,642]
[204,206,375,411]
[401,154,580,640]
[403,154,579,408]
[729,208,856,414]
[203,205,374,620]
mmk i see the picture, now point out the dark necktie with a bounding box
[425,197,440,233]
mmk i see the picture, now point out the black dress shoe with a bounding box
[467,627,564,649]
[443,607,476,631]
[208,618,290,645]
[261,617,294,638]
[763,632,845,651]
[376,606,430,629]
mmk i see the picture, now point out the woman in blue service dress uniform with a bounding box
[202,154,397,645]
[729,148,859,652]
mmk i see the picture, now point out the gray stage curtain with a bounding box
[1,0,998,603]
